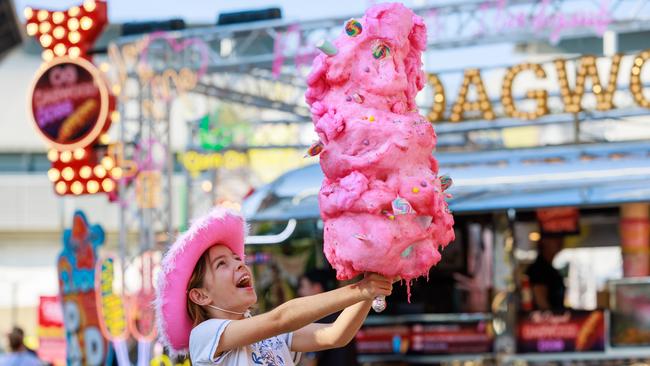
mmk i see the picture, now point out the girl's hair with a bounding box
[186,250,211,326]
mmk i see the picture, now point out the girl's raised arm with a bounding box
[214,274,392,356]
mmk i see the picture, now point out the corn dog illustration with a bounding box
[575,311,603,351]
[57,99,99,143]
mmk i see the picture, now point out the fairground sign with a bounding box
[426,50,650,122]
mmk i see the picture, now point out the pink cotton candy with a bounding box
[307,3,455,288]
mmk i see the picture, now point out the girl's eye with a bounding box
[216,261,225,268]
[234,256,242,262]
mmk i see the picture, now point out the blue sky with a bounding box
[14,0,521,72]
[15,0,399,23]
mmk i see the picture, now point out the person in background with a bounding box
[0,327,43,366]
[298,269,359,366]
[526,235,566,311]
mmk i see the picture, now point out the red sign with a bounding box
[38,296,66,366]
[537,207,580,235]
[28,57,111,151]
[39,296,64,327]
[356,325,410,354]
[24,1,108,60]
[410,322,492,354]
[356,321,492,355]
[517,310,605,353]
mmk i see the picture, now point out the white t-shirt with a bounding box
[189,318,301,366]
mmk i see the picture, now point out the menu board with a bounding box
[517,310,605,353]
[356,319,492,355]
[410,322,493,354]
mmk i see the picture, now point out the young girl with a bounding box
[155,207,393,365]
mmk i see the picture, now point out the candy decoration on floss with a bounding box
[401,245,413,258]
[305,140,324,157]
[345,19,363,37]
[372,41,390,59]
[392,197,415,215]
[316,39,338,56]
[354,233,370,241]
[352,93,364,103]
[440,174,453,191]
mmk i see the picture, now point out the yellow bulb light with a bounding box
[71,181,84,195]
[53,26,65,39]
[69,47,81,59]
[68,31,81,44]
[93,165,106,178]
[87,180,100,194]
[47,168,60,182]
[54,43,67,56]
[55,181,68,195]
[26,23,38,36]
[68,6,80,17]
[61,167,75,181]
[67,18,79,31]
[52,12,64,24]
[37,10,49,21]
[80,166,92,179]
[80,16,93,31]
[102,179,115,192]
[60,150,72,163]
[101,156,115,170]
[83,0,97,12]
[47,149,59,162]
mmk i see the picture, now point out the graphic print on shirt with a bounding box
[251,337,288,366]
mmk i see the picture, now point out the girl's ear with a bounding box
[188,288,211,306]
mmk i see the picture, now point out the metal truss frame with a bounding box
[115,0,650,72]
[111,0,650,249]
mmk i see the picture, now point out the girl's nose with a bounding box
[235,261,245,271]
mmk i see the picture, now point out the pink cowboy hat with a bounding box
[155,207,247,354]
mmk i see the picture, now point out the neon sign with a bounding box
[476,0,611,44]
[179,150,249,177]
[29,57,111,151]
[108,32,208,103]
[25,1,118,198]
[95,252,159,366]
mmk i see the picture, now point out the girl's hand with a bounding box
[356,273,393,300]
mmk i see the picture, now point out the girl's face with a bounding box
[203,245,257,313]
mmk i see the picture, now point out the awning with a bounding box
[242,141,650,222]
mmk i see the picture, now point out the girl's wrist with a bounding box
[344,283,368,301]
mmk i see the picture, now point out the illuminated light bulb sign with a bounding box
[25,1,122,197]
[427,50,650,123]
[24,0,107,61]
